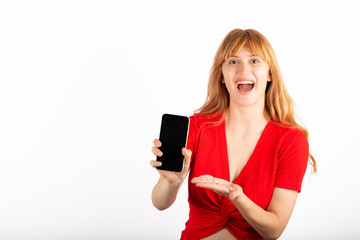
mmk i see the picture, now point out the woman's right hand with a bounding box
[150,139,192,185]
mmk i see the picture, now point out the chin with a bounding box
[234,100,254,108]
[232,97,264,109]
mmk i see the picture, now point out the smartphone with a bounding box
[156,114,189,172]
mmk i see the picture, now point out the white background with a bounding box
[1,0,359,239]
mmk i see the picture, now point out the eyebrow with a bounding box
[229,53,258,58]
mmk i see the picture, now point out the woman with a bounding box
[150,28,317,240]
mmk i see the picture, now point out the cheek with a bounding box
[257,68,270,82]
[222,75,233,93]
[222,70,231,84]
[221,68,228,78]
[222,67,235,82]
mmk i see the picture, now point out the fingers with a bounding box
[191,175,225,184]
[191,175,237,197]
[151,139,163,157]
[191,175,216,185]
[153,139,161,147]
[150,160,162,168]
[150,139,163,169]
[151,146,163,157]
[192,182,217,190]
[191,175,213,183]
[193,180,232,196]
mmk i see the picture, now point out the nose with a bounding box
[236,61,251,74]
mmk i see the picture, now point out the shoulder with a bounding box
[189,111,221,121]
[189,112,223,129]
[186,112,222,153]
[268,120,309,156]
[269,121,307,140]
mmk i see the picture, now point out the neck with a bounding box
[225,101,269,133]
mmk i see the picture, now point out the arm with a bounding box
[191,176,298,240]
[232,187,298,240]
[151,174,184,210]
[150,139,192,210]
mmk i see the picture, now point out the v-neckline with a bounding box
[222,119,271,183]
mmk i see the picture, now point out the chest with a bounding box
[189,119,280,210]
[225,129,261,183]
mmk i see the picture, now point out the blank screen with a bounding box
[156,114,189,172]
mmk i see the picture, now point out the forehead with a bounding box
[226,41,266,60]
[230,47,256,58]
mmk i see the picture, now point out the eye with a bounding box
[250,59,260,64]
[229,60,237,64]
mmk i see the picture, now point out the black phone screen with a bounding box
[156,114,189,172]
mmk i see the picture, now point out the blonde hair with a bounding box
[197,28,317,173]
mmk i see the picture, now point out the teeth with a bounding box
[237,81,254,85]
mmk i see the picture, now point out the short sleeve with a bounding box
[274,129,309,192]
[186,114,200,162]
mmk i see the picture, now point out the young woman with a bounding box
[150,28,317,240]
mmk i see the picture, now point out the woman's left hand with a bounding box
[191,175,243,201]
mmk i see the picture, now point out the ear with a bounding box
[268,71,272,82]
[220,74,225,84]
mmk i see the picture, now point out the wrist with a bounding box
[162,176,183,188]
[229,188,245,202]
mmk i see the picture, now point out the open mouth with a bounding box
[237,80,254,92]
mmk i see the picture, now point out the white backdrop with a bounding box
[1,0,359,239]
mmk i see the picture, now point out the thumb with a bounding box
[228,185,243,201]
[182,148,192,170]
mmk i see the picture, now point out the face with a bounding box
[221,47,271,108]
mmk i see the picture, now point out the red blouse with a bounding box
[181,113,309,240]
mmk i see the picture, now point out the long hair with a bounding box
[197,28,317,173]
